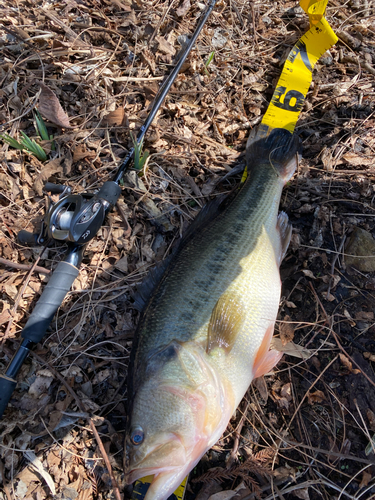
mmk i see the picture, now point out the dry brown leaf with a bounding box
[367,409,375,431]
[102,107,125,126]
[4,283,18,300]
[355,311,374,321]
[307,390,326,404]
[0,308,12,326]
[280,382,292,400]
[110,0,131,11]
[177,0,191,17]
[321,291,336,302]
[33,156,72,195]
[73,144,96,161]
[270,338,312,360]
[24,450,56,496]
[342,152,373,166]
[359,471,372,489]
[208,482,248,500]
[155,35,176,56]
[273,467,293,480]
[293,487,310,500]
[114,255,128,273]
[285,300,297,308]
[0,173,13,191]
[252,376,268,402]
[279,316,294,345]
[339,353,361,374]
[77,486,93,500]
[38,82,73,129]
[28,373,54,398]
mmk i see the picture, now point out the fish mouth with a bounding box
[125,436,187,485]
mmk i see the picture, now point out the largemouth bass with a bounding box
[125,126,300,500]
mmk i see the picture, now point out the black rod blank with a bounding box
[113,0,217,183]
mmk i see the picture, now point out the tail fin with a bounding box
[246,125,301,182]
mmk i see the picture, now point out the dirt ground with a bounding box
[1,0,375,499]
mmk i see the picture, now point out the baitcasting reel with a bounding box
[18,180,121,247]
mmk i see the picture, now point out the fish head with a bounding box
[125,382,209,499]
[125,344,234,500]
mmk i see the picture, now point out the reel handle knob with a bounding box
[18,230,41,246]
[44,182,71,195]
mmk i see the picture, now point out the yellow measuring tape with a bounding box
[261,0,338,133]
[132,475,187,500]
[241,0,337,182]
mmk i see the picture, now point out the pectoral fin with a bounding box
[276,211,292,265]
[207,293,244,355]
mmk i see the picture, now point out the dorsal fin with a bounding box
[133,194,229,312]
[179,194,228,246]
[133,255,173,311]
[276,211,292,265]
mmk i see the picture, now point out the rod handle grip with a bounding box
[22,261,79,344]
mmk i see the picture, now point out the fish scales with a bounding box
[125,127,301,500]
[133,165,280,362]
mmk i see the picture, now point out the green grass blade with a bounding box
[138,150,150,171]
[131,134,149,171]
[0,133,24,150]
[20,131,47,161]
[34,110,50,141]
[205,51,215,68]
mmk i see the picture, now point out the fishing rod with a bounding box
[0,0,218,419]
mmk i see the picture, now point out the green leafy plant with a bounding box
[0,110,54,161]
[0,131,47,161]
[131,134,150,172]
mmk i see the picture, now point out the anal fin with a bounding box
[253,349,283,379]
[252,323,283,379]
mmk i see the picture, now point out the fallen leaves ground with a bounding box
[1,1,375,499]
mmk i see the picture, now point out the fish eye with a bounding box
[130,426,144,445]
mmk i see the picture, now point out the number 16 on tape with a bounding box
[261,3,338,133]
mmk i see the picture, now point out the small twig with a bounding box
[0,256,51,275]
[227,401,250,467]
[310,282,375,390]
[286,353,339,432]
[272,482,287,500]
[326,233,346,298]
[284,441,375,466]
[115,202,132,239]
[251,2,259,50]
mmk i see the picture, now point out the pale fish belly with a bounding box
[208,222,282,408]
